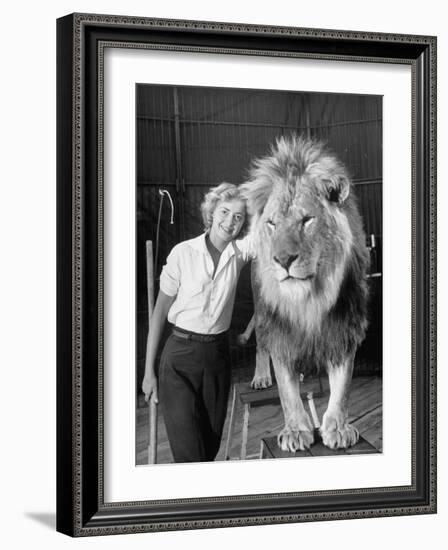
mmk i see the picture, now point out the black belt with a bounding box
[172,327,227,343]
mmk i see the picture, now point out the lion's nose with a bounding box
[273,254,298,270]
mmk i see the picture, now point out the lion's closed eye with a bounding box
[266,219,276,232]
[302,216,315,229]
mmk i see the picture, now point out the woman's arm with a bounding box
[142,290,176,403]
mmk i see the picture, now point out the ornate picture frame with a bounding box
[56,13,436,536]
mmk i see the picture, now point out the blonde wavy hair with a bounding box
[200,182,249,237]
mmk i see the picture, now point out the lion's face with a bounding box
[261,188,327,283]
[253,177,352,299]
[241,136,356,324]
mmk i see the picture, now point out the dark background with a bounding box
[136,84,383,394]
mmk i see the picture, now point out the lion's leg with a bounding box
[320,353,359,449]
[250,318,272,390]
[251,347,272,389]
[271,357,314,452]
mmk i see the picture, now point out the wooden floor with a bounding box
[136,370,382,465]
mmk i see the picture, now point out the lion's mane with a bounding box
[241,135,370,372]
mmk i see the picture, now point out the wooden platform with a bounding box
[260,430,378,459]
[136,374,382,465]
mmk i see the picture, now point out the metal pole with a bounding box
[173,87,186,240]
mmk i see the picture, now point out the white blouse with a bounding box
[159,233,253,334]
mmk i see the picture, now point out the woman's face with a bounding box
[209,199,246,247]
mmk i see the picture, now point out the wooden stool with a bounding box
[224,382,280,460]
[224,380,325,460]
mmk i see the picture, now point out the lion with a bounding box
[240,135,370,452]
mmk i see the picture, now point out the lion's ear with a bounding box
[323,175,350,204]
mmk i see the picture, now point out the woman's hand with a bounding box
[236,314,255,346]
[142,371,159,404]
[236,332,250,346]
[142,290,175,405]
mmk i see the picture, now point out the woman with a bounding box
[142,183,252,463]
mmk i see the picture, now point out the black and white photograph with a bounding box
[2,0,445,546]
[135,85,383,465]
[52,8,437,540]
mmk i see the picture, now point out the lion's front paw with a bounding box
[251,373,272,390]
[320,410,359,449]
[277,426,314,452]
[321,423,359,449]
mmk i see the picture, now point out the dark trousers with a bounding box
[159,333,231,463]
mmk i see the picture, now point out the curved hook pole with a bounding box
[158,189,175,224]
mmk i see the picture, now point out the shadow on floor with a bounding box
[25,512,56,530]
